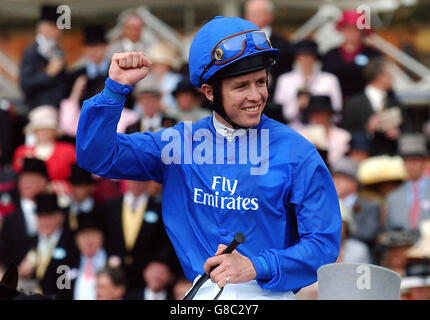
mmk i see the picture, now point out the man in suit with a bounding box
[0,158,49,266]
[72,213,107,300]
[331,157,382,259]
[244,0,294,97]
[65,25,109,105]
[19,5,67,109]
[66,164,98,232]
[99,179,180,293]
[387,134,430,232]
[126,73,175,134]
[18,193,79,298]
[342,56,412,156]
[105,13,150,61]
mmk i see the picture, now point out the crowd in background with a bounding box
[0,0,430,300]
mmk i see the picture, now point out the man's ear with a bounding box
[201,84,214,102]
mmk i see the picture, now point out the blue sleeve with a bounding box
[76,78,164,183]
[250,149,342,292]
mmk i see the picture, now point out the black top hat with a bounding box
[69,163,96,185]
[398,133,428,158]
[172,79,200,97]
[40,4,60,23]
[306,95,333,114]
[75,213,103,233]
[35,193,63,215]
[21,158,49,178]
[83,24,107,45]
[294,40,320,58]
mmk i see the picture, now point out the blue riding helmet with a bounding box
[189,16,280,88]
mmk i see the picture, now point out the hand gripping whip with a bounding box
[183,232,246,300]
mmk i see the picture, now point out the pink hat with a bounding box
[336,10,372,36]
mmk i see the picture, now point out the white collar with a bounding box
[144,287,167,300]
[212,112,247,142]
[124,191,148,210]
[70,197,94,213]
[365,85,387,113]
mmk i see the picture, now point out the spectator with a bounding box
[146,43,182,111]
[274,40,342,125]
[168,79,210,123]
[0,158,17,220]
[244,0,294,96]
[342,56,412,156]
[17,193,79,298]
[387,134,430,232]
[126,73,173,134]
[401,220,430,300]
[59,25,138,138]
[126,261,174,300]
[19,5,67,109]
[336,200,371,264]
[322,10,381,100]
[12,106,76,192]
[105,13,150,59]
[0,158,49,267]
[173,277,192,300]
[331,157,381,254]
[98,180,179,293]
[378,230,420,277]
[96,267,126,300]
[294,95,350,167]
[72,213,107,300]
[66,164,98,232]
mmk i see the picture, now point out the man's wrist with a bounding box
[102,77,134,102]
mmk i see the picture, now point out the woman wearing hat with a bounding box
[322,10,381,100]
[274,40,342,125]
[76,16,341,299]
[12,105,76,190]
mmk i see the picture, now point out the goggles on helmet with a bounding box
[199,30,273,85]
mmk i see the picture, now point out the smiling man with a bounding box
[76,16,341,300]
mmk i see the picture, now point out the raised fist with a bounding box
[109,52,152,86]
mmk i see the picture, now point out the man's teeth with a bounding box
[243,106,259,112]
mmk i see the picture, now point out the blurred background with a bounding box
[1,0,430,300]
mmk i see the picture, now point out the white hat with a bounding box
[25,105,58,134]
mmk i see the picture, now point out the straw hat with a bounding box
[357,155,408,185]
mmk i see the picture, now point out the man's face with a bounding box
[219,68,268,128]
[71,184,95,203]
[96,274,124,300]
[332,174,359,198]
[18,173,48,200]
[37,212,64,236]
[244,0,273,29]
[37,21,61,42]
[143,262,172,293]
[404,157,427,182]
[123,16,143,43]
[176,92,197,111]
[84,44,107,64]
[137,93,162,118]
[75,229,104,257]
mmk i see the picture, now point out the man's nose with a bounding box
[247,86,261,101]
